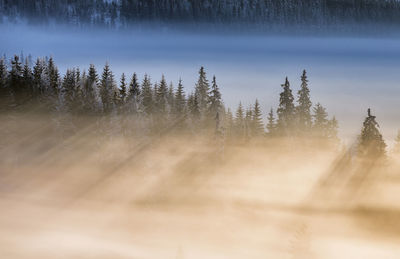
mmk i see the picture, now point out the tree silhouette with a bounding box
[277,77,295,135]
[358,108,386,158]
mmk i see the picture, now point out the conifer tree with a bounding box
[208,75,222,118]
[140,74,153,115]
[100,63,115,113]
[276,77,295,135]
[358,109,386,158]
[126,73,140,113]
[313,103,328,138]
[327,116,339,140]
[47,57,60,93]
[84,64,99,112]
[168,82,175,112]
[22,59,33,90]
[0,58,6,89]
[0,58,8,107]
[188,93,200,121]
[225,108,234,138]
[252,99,264,136]
[194,66,210,115]
[266,108,276,136]
[119,73,127,103]
[296,70,312,134]
[174,78,186,116]
[235,102,245,136]
[32,58,44,97]
[156,75,168,114]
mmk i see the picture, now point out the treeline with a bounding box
[0,54,339,141]
[1,0,400,29]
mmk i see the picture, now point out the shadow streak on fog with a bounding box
[0,112,400,258]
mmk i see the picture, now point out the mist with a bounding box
[2,24,400,142]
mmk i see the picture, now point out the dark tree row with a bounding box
[0,54,340,142]
[1,0,400,29]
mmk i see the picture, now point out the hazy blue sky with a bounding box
[2,24,400,143]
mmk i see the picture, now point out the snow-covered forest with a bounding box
[1,0,400,31]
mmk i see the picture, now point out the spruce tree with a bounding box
[313,103,328,138]
[47,57,59,93]
[235,102,245,136]
[140,74,153,115]
[266,108,276,136]
[174,78,186,116]
[100,63,115,113]
[252,99,264,136]
[358,109,386,158]
[276,77,295,135]
[296,69,312,134]
[167,82,175,112]
[0,58,8,107]
[119,73,127,103]
[327,116,339,140]
[84,64,99,112]
[194,66,210,115]
[156,75,168,114]
[126,73,140,113]
[208,75,222,118]
[188,93,200,121]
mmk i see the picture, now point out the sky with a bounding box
[2,24,400,143]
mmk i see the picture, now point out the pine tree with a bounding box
[194,66,210,115]
[225,108,234,138]
[188,93,200,121]
[174,78,186,116]
[266,108,276,136]
[100,63,115,113]
[276,77,295,135]
[126,73,140,113]
[140,74,153,115]
[235,102,245,136]
[208,75,222,118]
[47,57,60,93]
[84,64,99,112]
[296,70,312,134]
[156,75,168,114]
[9,55,24,104]
[0,58,8,107]
[313,103,328,138]
[327,116,339,140]
[252,99,264,136]
[32,58,44,97]
[119,73,127,103]
[358,109,386,158]
[168,82,175,112]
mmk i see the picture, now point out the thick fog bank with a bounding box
[2,24,400,142]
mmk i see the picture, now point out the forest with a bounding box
[0,54,391,159]
[1,0,400,30]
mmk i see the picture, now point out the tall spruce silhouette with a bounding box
[194,66,210,116]
[358,108,386,158]
[296,70,312,135]
[208,75,222,118]
[266,108,276,136]
[277,77,295,135]
[252,99,264,136]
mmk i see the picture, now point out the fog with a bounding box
[2,24,400,142]
[1,24,400,258]
[1,113,400,258]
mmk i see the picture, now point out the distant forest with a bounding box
[1,0,400,30]
[0,54,391,157]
